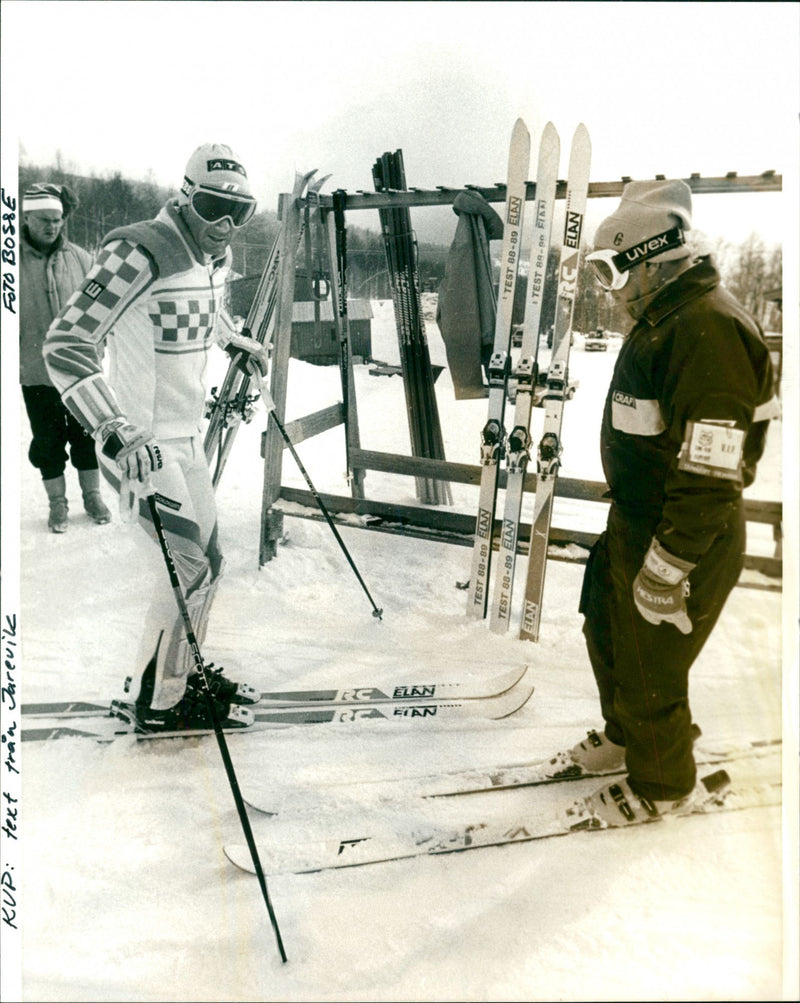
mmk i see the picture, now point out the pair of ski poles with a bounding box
[128,373,383,963]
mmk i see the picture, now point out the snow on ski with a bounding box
[224,760,782,875]
[239,735,782,816]
[490,122,560,633]
[520,124,591,642]
[466,118,531,619]
[21,664,529,719]
[20,679,534,743]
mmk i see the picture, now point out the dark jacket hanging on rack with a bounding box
[436,190,503,400]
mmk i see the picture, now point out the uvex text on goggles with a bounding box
[586,226,686,290]
[185,185,257,228]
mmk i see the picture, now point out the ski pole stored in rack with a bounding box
[372,149,452,506]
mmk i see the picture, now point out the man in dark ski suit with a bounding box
[564,179,778,827]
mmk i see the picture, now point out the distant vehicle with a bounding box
[584,328,608,352]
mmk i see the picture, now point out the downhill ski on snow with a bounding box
[520,124,591,642]
[489,122,560,633]
[224,755,781,875]
[466,118,531,618]
[239,735,781,814]
[21,676,534,743]
[22,663,529,718]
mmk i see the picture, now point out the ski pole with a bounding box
[145,489,288,964]
[256,377,384,620]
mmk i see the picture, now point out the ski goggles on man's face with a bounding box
[586,226,687,291]
[189,187,257,228]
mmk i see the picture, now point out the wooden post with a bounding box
[259,190,302,565]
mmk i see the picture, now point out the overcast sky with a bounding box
[2,0,798,248]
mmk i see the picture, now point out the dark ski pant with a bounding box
[579,501,745,802]
[22,384,99,480]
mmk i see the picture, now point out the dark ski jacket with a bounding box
[20,229,93,385]
[599,255,778,561]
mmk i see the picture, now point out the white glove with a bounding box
[96,418,162,483]
[632,537,696,635]
[224,329,269,378]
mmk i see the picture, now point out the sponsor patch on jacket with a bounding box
[677,420,744,481]
[611,391,666,436]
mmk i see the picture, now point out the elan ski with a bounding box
[22,663,529,719]
[466,118,531,618]
[223,762,781,875]
[490,122,560,633]
[520,124,591,642]
[21,680,534,744]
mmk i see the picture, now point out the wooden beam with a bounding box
[280,403,345,446]
[276,486,781,580]
[312,172,782,212]
[348,448,782,523]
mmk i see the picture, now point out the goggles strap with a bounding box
[610,226,686,274]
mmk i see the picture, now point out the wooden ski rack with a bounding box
[259,168,783,584]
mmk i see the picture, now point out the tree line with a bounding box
[20,161,781,333]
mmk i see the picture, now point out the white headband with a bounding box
[23,196,64,214]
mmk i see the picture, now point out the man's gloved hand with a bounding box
[96,418,162,483]
[225,329,269,378]
[632,537,696,635]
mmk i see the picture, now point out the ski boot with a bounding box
[187,663,259,705]
[543,729,627,780]
[564,770,731,830]
[119,686,254,734]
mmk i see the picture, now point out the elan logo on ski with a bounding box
[563,210,583,249]
[393,705,438,718]
[393,685,436,699]
[506,194,523,227]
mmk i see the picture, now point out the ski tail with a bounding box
[466,118,531,619]
[519,124,591,643]
[489,122,560,633]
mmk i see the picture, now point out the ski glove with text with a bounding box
[632,537,696,635]
[224,328,270,378]
[96,418,162,483]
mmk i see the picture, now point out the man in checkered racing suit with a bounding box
[44,144,268,732]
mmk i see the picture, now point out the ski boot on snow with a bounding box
[544,729,627,779]
[564,770,731,830]
[545,723,704,781]
[112,686,254,734]
[186,663,259,705]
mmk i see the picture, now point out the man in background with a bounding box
[20,182,111,532]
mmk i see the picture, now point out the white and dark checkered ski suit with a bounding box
[44,202,232,710]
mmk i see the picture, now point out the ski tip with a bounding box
[512,117,531,142]
[573,123,591,151]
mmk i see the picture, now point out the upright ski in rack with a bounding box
[204,168,322,488]
[520,124,591,642]
[466,118,531,619]
[490,122,560,633]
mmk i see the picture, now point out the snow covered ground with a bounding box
[6,295,796,1001]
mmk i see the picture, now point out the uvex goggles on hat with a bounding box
[586,226,686,291]
[186,184,257,227]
